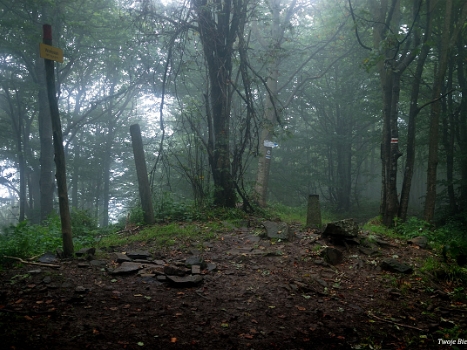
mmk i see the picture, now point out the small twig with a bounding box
[3,256,60,268]
[367,312,425,331]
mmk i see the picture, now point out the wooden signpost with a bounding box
[42,24,74,257]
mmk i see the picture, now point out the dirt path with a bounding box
[0,223,465,349]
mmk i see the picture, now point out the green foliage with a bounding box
[97,221,221,248]
[393,217,431,238]
[0,216,62,264]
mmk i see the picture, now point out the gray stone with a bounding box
[75,286,88,294]
[38,252,59,263]
[113,252,132,263]
[192,265,201,274]
[126,250,151,260]
[408,236,428,249]
[42,276,52,284]
[164,264,190,276]
[166,274,203,286]
[75,247,96,257]
[77,262,90,268]
[262,221,294,240]
[110,262,143,275]
[322,219,359,240]
[28,269,42,275]
[185,255,207,269]
[322,247,343,265]
[90,260,107,267]
[156,275,167,282]
[153,259,166,265]
[380,258,413,274]
[139,266,165,275]
[207,263,217,272]
[358,247,380,256]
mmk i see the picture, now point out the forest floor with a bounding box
[0,220,466,350]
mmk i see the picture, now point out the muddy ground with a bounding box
[0,221,466,349]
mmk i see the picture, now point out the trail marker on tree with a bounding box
[41,24,74,257]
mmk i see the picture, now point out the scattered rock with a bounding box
[164,264,190,276]
[185,255,207,269]
[28,269,42,275]
[358,247,380,256]
[322,247,343,265]
[166,274,203,286]
[113,252,132,263]
[90,260,107,267]
[110,262,143,275]
[42,276,52,284]
[206,263,217,272]
[262,221,293,241]
[322,219,359,243]
[380,258,413,274]
[407,236,428,249]
[75,247,96,257]
[38,252,59,264]
[126,250,152,260]
[77,262,89,268]
[75,286,89,294]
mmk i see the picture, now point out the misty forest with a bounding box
[1,0,467,349]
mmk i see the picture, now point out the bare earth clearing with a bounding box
[1,220,466,349]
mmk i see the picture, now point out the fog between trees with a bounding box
[1,0,466,227]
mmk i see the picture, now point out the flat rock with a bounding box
[38,252,59,264]
[110,262,143,275]
[322,247,343,265]
[112,252,132,263]
[262,221,293,241]
[75,247,96,257]
[185,255,207,269]
[126,250,152,260]
[380,258,413,274]
[90,260,107,267]
[322,218,359,239]
[164,264,190,276]
[407,236,428,249]
[166,274,203,286]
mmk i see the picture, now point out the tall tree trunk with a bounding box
[456,37,467,205]
[254,67,278,207]
[398,0,432,221]
[193,0,241,208]
[424,0,454,222]
[441,59,457,214]
[36,60,55,222]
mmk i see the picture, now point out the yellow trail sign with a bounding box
[39,43,63,63]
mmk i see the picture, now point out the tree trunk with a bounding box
[424,0,453,222]
[130,124,155,225]
[193,0,240,208]
[399,2,432,221]
[37,60,55,222]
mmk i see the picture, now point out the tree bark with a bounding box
[43,24,74,257]
[398,0,432,221]
[130,124,155,225]
[37,60,55,222]
[193,0,240,208]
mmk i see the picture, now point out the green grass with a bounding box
[96,221,223,250]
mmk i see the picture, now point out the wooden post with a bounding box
[42,24,74,257]
[306,194,322,228]
[130,124,155,225]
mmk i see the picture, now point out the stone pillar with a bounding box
[306,194,321,228]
